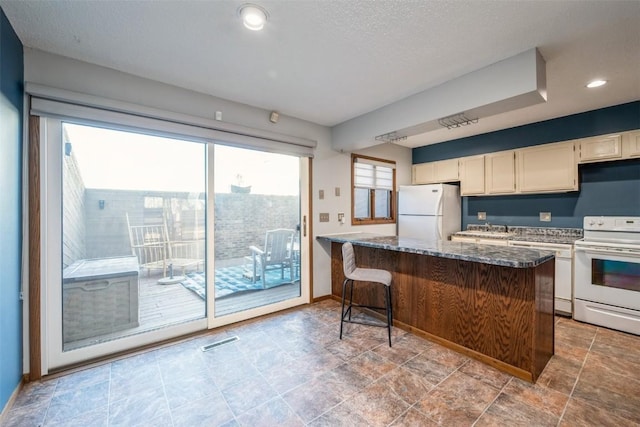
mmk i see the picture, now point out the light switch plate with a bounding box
[337,212,345,223]
[319,213,330,222]
[540,212,551,222]
[477,212,487,220]
[319,189,324,200]
[335,187,340,197]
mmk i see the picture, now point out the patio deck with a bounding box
[64,268,301,351]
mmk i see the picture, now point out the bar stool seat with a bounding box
[340,242,393,346]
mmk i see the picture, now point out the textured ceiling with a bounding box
[1,0,639,147]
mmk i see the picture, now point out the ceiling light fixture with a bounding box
[375,131,407,143]
[438,112,479,130]
[586,79,607,88]
[238,4,268,31]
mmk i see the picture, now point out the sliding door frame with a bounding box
[28,115,42,380]
[41,118,209,372]
[27,96,314,375]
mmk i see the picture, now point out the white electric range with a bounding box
[574,216,640,335]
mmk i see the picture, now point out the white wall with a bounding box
[312,142,411,297]
[24,48,412,299]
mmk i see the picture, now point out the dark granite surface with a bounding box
[317,233,554,268]
[455,225,583,245]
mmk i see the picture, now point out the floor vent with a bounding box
[201,336,239,352]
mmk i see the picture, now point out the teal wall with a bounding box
[0,7,24,413]
[413,102,640,228]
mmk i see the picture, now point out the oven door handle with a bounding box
[575,245,640,256]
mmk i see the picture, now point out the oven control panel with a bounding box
[583,216,640,232]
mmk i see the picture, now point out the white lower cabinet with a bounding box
[508,241,573,316]
[451,236,509,246]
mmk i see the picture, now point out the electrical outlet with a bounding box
[319,213,330,222]
[215,111,222,121]
[477,211,487,220]
[540,212,551,222]
[319,189,324,200]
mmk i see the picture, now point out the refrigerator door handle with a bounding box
[435,191,444,215]
[435,191,443,240]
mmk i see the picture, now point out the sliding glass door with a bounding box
[40,115,310,371]
[45,121,209,369]
[210,145,304,322]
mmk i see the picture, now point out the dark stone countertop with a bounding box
[317,233,554,268]
[454,225,583,245]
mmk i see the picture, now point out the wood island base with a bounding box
[329,242,555,382]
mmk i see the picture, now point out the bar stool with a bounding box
[340,242,393,346]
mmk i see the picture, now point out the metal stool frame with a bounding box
[339,242,393,347]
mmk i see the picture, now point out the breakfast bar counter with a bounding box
[317,233,555,382]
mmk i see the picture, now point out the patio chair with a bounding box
[244,228,296,287]
[126,213,203,277]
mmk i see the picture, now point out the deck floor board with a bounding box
[64,271,300,351]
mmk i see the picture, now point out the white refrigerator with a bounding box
[397,184,461,241]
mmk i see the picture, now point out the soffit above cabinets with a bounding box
[332,48,547,152]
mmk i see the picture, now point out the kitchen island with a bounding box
[317,233,555,382]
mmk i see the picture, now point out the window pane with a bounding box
[351,154,396,225]
[374,189,391,218]
[61,123,206,352]
[354,188,370,218]
[213,145,302,316]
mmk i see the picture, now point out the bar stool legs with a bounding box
[339,277,393,346]
[340,242,393,346]
[385,285,392,347]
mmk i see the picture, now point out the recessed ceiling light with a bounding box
[238,4,268,31]
[586,79,607,88]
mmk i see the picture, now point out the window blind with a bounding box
[27,83,317,157]
[354,158,395,190]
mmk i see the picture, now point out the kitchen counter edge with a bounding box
[317,233,554,268]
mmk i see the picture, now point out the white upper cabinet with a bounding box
[623,130,640,158]
[517,141,578,193]
[412,158,459,184]
[579,134,622,163]
[459,155,485,195]
[411,129,637,195]
[485,150,517,194]
[434,158,460,182]
[412,162,435,184]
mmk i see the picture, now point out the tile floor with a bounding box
[3,299,640,427]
